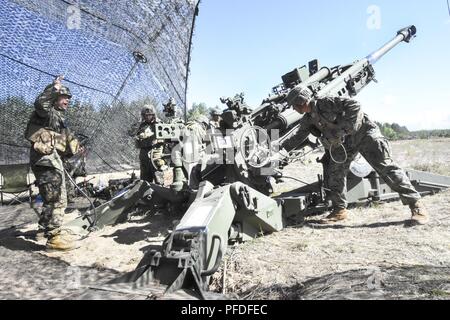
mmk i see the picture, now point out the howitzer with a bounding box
[68,26,450,299]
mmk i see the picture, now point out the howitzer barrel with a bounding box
[266,108,302,131]
[255,67,332,131]
[366,25,416,64]
[317,25,416,97]
[317,59,369,97]
[304,67,331,85]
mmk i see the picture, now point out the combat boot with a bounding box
[319,208,348,224]
[409,201,429,225]
[35,229,46,242]
[46,229,80,252]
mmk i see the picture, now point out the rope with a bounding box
[63,166,97,233]
[286,148,319,163]
[279,175,310,186]
[329,143,348,164]
[280,174,332,192]
[88,59,141,141]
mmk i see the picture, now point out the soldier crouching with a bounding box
[282,86,429,225]
[25,75,81,251]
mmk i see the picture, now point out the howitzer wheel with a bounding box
[240,126,272,168]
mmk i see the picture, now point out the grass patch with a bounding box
[429,289,450,297]
[412,163,450,176]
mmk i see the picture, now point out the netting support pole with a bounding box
[89,51,147,142]
[113,51,147,107]
[184,1,201,123]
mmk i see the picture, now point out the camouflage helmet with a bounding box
[141,104,156,116]
[210,107,221,116]
[57,85,72,98]
[196,115,210,126]
[286,85,312,107]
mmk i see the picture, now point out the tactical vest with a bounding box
[25,110,78,156]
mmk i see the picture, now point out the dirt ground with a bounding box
[0,138,449,300]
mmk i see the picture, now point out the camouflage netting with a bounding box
[0,0,199,172]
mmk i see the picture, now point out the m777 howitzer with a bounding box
[68,26,450,299]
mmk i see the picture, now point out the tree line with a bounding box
[0,96,448,150]
[374,121,450,140]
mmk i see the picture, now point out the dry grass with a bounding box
[391,139,450,176]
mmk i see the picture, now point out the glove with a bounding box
[321,126,346,147]
[138,127,153,139]
[325,136,343,146]
[271,148,290,166]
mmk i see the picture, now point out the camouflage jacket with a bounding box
[209,120,221,130]
[26,84,66,136]
[282,96,365,151]
[129,120,161,149]
[25,84,77,169]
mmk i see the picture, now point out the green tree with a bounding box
[382,126,398,140]
[187,102,209,121]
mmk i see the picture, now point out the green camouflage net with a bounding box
[0,0,199,172]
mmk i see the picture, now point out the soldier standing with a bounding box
[209,108,222,130]
[130,105,164,184]
[25,75,81,250]
[282,86,429,225]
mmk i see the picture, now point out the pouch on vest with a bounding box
[32,129,55,155]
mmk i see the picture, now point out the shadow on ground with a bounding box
[0,200,125,300]
[238,265,450,300]
[0,227,46,251]
[0,244,121,299]
[101,212,174,245]
[303,219,409,230]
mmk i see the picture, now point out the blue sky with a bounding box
[186,0,450,130]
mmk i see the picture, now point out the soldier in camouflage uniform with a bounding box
[130,105,165,184]
[282,86,429,225]
[25,76,81,250]
[209,108,222,130]
[188,115,209,139]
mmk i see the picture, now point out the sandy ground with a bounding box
[0,203,121,299]
[212,189,450,299]
[0,138,449,299]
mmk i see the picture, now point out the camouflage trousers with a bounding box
[32,166,67,237]
[139,147,165,185]
[139,148,157,183]
[323,122,421,209]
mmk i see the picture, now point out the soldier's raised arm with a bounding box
[34,76,64,118]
